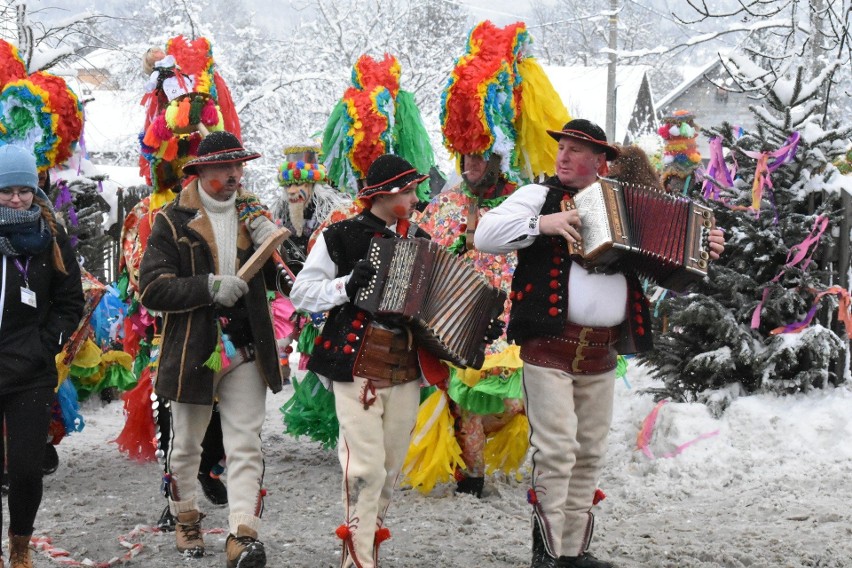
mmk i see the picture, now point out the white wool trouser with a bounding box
[334,377,420,568]
[167,350,267,535]
[523,362,615,558]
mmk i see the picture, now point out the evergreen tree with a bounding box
[639,56,852,411]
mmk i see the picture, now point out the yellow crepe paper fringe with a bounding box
[516,58,570,178]
[451,344,522,388]
[483,412,529,479]
[402,390,465,494]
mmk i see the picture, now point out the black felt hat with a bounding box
[182,131,261,176]
[546,118,620,161]
[358,155,427,199]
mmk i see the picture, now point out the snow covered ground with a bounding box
[31,362,852,567]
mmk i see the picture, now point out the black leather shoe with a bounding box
[43,443,59,475]
[455,476,484,498]
[198,472,228,506]
[558,552,615,568]
[531,521,558,567]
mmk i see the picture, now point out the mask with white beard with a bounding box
[287,182,314,237]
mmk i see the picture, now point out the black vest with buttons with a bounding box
[506,178,653,355]
[306,210,430,381]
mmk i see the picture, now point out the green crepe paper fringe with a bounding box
[448,367,523,415]
[296,322,320,355]
[393,90,435,202]
[99,364,138,392]
[280,371,338,450]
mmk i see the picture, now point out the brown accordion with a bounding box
[563,178,715,292]
[354,237,506,369]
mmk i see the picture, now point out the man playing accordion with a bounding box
[475,118,725,568]
[290,155,430,568]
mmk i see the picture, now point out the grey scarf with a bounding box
[0,204,51,257]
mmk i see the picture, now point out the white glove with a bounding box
[209,274,249,307]
[249,215,279,247]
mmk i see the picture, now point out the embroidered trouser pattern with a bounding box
[523,363,615,557]
[167,351,268,534]
[334,377,420,568]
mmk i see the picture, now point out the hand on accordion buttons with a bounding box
[484,318,505,343]
[345,260,377,298]
[708,228,725,260]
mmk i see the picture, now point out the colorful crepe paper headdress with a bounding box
[441,21,570,183]
[0,40,84,171]
[658,109,702,192]
[278,144,327,185]
[139,35,240,193]
[321,53,434,200]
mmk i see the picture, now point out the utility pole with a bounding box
[605,0,618,143]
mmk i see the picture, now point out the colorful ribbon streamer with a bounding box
[702,136,737,200]
[740,132,800,215]
[751,215,829,330]
[636,400,719,460]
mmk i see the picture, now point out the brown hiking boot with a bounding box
[225,524,266,568]
[8,532,32,568]
[175,510,205,557]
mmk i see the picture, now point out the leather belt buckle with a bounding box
[571,327,593,373]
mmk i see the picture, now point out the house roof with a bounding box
[543,64,654,143]
[656,59,722,110]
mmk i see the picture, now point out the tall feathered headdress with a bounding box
[138,35,241,194]
[0,40,83,171]
[321,53,434,200]
[441,21,570,183]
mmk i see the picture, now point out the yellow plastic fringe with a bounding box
[451,344,522,388]
[516,58,571,178]
[402,390,465,494]
[483,412,530,479]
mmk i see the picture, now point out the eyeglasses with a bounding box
[0,188,34,199]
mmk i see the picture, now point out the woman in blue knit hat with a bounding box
[0,144,84,568]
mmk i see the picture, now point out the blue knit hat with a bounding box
[0,145,38,190]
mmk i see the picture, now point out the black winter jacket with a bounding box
[0,225,84,394]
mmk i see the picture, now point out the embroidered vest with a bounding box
[506,181,653,355]
[307,212,431,381]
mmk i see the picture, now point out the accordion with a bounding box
[563,178,715,292]
[354,237,506,369]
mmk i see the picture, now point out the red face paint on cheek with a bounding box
[392,205,408,218]
[208,179,224,190]
[575,163,593,177]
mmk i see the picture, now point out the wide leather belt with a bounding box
[520,323,620,375]
[353,323,419,387]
